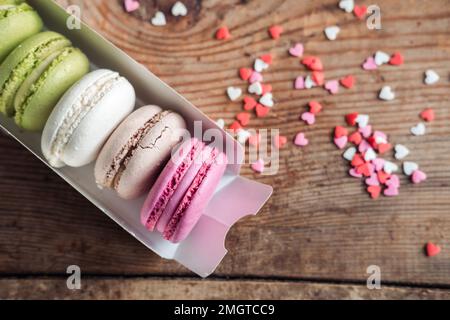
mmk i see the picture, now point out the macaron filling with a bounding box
[47,72,123,166]
[103,110,171,189]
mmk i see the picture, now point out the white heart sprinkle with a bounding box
[379,86,395,101]
[356,114,369,128]
[343,147,356,161]
[254,58,269,73]
[403,161,419,176]
[338,0,354,13]
[384,161,399,174]
[151,11,166,26]
[236,129,251,144]
[394,144,410,160]
[259,93,274,107]
[324,26,340,41]
[171,1,187,16]
[374,51,390,66]
[227,87,242,101]
[364,148,377,161]
[424,69,439,85]
[410,122,426,136]
[248,82,263,95]
[216,118,225,129]
[304,75,316,89]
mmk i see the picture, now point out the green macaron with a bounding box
[0,31,90,131]
[0,0,43,63]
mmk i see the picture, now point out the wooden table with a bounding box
[0,0,449,299]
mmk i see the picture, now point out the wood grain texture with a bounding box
[0,0,449,293]
[1,277,449,299]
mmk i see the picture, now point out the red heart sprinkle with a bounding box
[309,101,323,115]
[389,52,404,66]
[216,26,231,40]
[351,154,365,167]
[312,71,325,86]
[243,96,257,111]
[357,163,372,177]
[334,126,348,138]
[377,143,392,154]
[261,83,273,95]
[367,185,381,199]
[274,135,287,149]
[340,75,355,89]
[354,5,367,19]
[228,121,242,133]
[426,242,441,257]
[239,68,253,81]
[367,136,378,149]
[269,25,283,39]
[377,171,390,184]
[301,56,323,71]
[345,112,359,126]
[260,54,273,65]
[255,104,270,117]
[348,131,363,145]
[420,108,435,122]
[236,112,251,126]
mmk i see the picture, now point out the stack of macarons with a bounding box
[0,1,229,243]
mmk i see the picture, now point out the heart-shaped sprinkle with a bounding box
[334,136,348,150]
[324,26,340,41]
[255,104,270,117]
[353,5,367,19]
[420,108,435,122]
[294,132,309,147]
[373,131,387,144]
[377,170,390,184]
[260,54,273,65]
[248,82,263,95]
[351,154,365,167]
[384,185,399,197]
[294,76,305,90]
[171,1,188,16]
[356,114,369,128]
[216,26,231,40]
[386,174,400,188]
[346,112,359,126]
[251,159,265,173]
[340,75,355,89]
[325,80,339,95]
[301,112,316,125]
[349,168,363,178]
[410,122,426,136]
[236,112,251,126]
[374,51,390,66]
[362,56,377,70]
[151,11,166,26]
[243,96,257,111]
[216,118,225,129]
[249,71,263,84]
[312,71,325,86]
[357,163,374,177]
[389,52,404,66]
[358,139,371,153]
[309,101,323,115]
[259,93,274,107]
[412,169,427,184]
[289,43,304,57]
[426,242,441,257]
[377,143,392,154]
[274,135,287,149]
[348,131,362,145]
[124,0,140,12]
[384,161,398,174]
[364,148,377,161]
[239,68,252,81]
[304,75,316,89]
[366,174,380,186]
[424,69,439,85]
[339,0,354,13]
[343,147,356,161]
[248,133,261,147]
[359,125,372,138]
[394,144,410,160]
[269,25,283,39]
[379,86,395,101]
[227,86,242,101]
[254,58,269,73]
[302,56,323,71]
[261,83,272,95]
[403,161,419,176]
[367,185,381,199]
[228,121,242,133]
[335,126,348,138]
[236,129,251,144]
[372,158,385,172]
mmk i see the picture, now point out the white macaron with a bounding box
[41,69,135,168]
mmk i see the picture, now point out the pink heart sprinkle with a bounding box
[294,76,305,90]
[362,56,377,70]
[412,170,427,184]
[373,130,387,143]
[289,43,304,57]
[386,174,400,188]
[359,125,372,138]
[334,136,348,150]
[358,139,371,153]
[349,168,363,178]
[249,71,263,84]
[294,132,308,147]
[324,80,339,95]
[124,0,140,12]
[372,158,385,172]
[301,112,315,125]
[365,173,380,186]
[251,159,265,173]
[384,185,399,197]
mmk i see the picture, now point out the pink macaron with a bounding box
[140,137,228,243]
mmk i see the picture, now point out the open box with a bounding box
[0,0,272,277]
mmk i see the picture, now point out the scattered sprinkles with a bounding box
[379,86,395,101]
[216,26,231,40]
[124,0,140,12]
[151,11,166,26]
[171,1,188,17]
[269,25,284,39]
[324,26,341,41]
[425,242,441,257]
[424,69,440,85]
